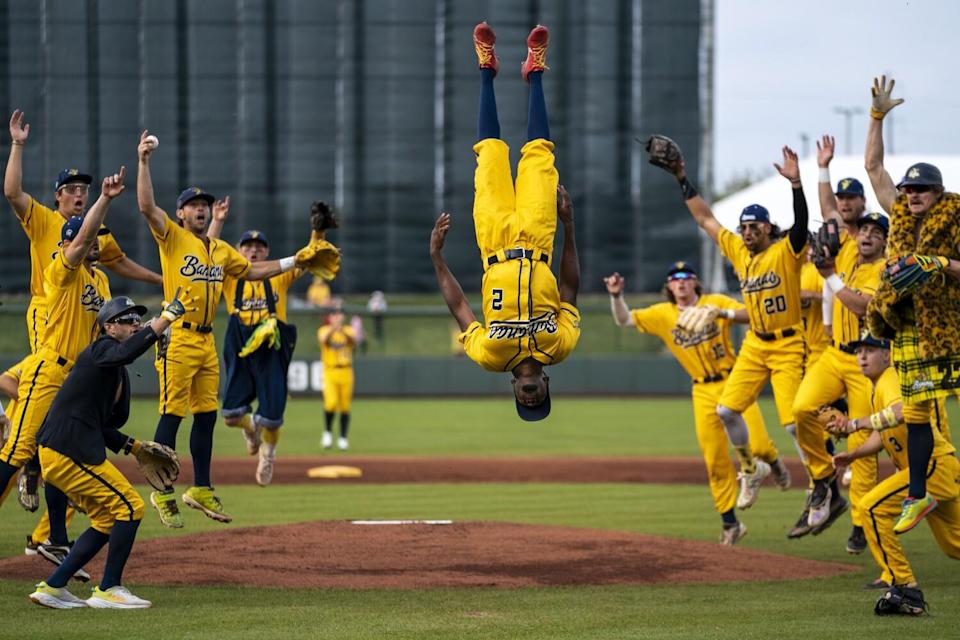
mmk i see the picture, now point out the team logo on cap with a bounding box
[840,179,851,190]
[251,232,260,240]
[908,167,920,179]
[674,261,687,270]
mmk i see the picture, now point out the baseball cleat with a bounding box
[806,477,833,527]
[25,534,44,556]
[338,436,349,451]
[17,467,41,512]
[29,582,87,609]
[86,585,152,609]
[786,507,814,539]
[864,578,892,590]
[735,460,771,510]
[521,24,549,82]
[719,521,747,546]
[893,494,938,535]
[37,543,91,582]
[846,525,867,554]
[473,22,499,76]
[182,486,233,523]
[321,431,333,449]
[256,444,275,486]
[810,493,848,536]
[841,467,853,488]
[770,458,791,490]
[242,421,262,456]
[150,489,184,529]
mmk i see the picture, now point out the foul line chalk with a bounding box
[350,519,453,525]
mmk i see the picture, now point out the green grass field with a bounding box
[1,397,958,639]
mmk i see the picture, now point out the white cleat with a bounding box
[86,585,152,609]
[719,521,747,546]
[29,582,87,609]
[736,460,771,510]
[242,422,262,456]
[337,437,349,451]
[321,431,333,449]
[256,444,275,486]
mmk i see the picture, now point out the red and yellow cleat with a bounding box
[521,24,549,82]
[473,22,499,76]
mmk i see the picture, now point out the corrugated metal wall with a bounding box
[0,0,703,295]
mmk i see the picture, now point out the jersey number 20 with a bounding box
[764,295,787,315]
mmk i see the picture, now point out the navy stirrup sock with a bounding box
[44,483,70,545]
[906,423,934,497]
[526,71,550,142]
[46,527,109,589]
[190,411,217,488]
[100,519,141,590]
[477,68,500,141]
[154,414,182,449]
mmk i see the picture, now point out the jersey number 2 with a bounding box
[492,289,503,311]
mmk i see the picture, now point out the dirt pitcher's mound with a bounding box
[0,521,856,589]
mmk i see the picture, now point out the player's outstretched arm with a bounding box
[136,130,170,236]
[644,135,723,242]
[206,196,230,239]
[774,145,809,253]
[833,431,883,469]
[430,213,476,331]
[864,76,902,214]
[603,273,633,327]
[4,110,32,219]
[557,185,580,306]
[815,134,842,224]
[105,257,163,286]
[64,167,125,267]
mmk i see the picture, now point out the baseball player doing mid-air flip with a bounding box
[646,136,807,509]
[431,22,580,421]
[136,131,315,526]
[605,262,789,545]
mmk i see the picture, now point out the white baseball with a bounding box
[145,135,159,149]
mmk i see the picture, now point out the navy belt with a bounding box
[755,328,796,342]
[56,356,69,367]
[181,322,213,334]
[694,369,732,385]
[487,249,548,266]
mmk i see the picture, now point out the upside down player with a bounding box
[431,23,580,421]
[604,263,789,545]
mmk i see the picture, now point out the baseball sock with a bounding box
[324,411,335,432]
[44,484,70,545]
[717,406,756,474]
[190,410,217,488]
[0,461,16,505]
[784,423,809,464]
[46,527,108,589]
[100,519,141,590]
[721,509,737,526]
[0,472,15,504]
[262,427,280,455]
[906,422,933,498]
[340,413,351,439]
[477,67,500,141]
[154,413,183,449]
[526,71,550,141]
[236,413,254,432]
[824,439,841,497]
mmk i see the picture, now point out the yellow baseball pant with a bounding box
[39,446,144,534]
[323,367,354,413]
[25,298,46,355]
[473,138,558,263]
[861,454,960,586]
[717,332,805,426]
[0,351,70,468]
[156,330,220,416]
[793,346,876,522]
[694,380,780,513]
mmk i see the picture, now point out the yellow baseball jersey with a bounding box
[152,219,250,328]
[40,251,110,362]
[872,367,955,470]
[19,197,123,298]
[318,326,356,369]
[630,294,743,381]
[223,270,299,325]
[832,257,884,347]
[717,228,803,333]
[799,262,828,356]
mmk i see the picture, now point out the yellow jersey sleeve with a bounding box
[98,232,125,267]
[717,227,746,273]
[631,306,667,334]
[19,197,52,240]
[46,249,80,288]
[218,241,252,279]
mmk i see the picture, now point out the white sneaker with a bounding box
[841,467,853,488]
[242,422,262,457]
[256,444,275,486]
[29,582,87,609]
[736,460,771,510]
[807,478,833,528]
[770,458,792,491]
[321,431,333,449]
[719,521,747,546]
[86,585,152,609]
[338,437,349,451]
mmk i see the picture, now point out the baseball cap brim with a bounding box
[848,337,890,350]
[179,193,216,208]
[57,173,93,188]
[103,304,148,326]
[515,390,551,422]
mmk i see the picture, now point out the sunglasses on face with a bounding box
[108,315,141,326]
[901,185,933,194]
[669,274,695,281]
[58,184,90,195]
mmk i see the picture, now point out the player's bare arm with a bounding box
[864,76,902,214]
[730,308,750,324]
[430,213,476,332]
[64,167,125,268]
[645,135,723,241]
[816,134,842,224]
[814,249,872,316]
[774,145,809,254]
[557,185,579,306]
[105,256,163,286]
[4,109,32,218]
[205,196,231,240]
[136,129,171,235]
[603,272,633,327]
[832,430,883,468]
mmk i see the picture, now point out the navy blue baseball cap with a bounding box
[54,168,92,191]
[516,387,551,422]
[896,162,943,189]
[739,204,770,224]
[835,177,865,197]
[238,229,269,247]
[856,211,889,235]
[61,216,110,242]
[667,261,698,280]
[176,187,216,209]
[849,329,890,350]
[97,296,148,329]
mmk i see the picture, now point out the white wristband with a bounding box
[719,308,735,319]
[0,402,5,418]
[279,256,296,272]
[825,274,845,294]
[818,167,831,183]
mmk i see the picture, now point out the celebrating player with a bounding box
[646,136,808,509]
[827,332,958,614]
[430,23,580,421]
[29,293,190,609]
[136,131,313,526]
[319,304,356,450]
[604,263,789,545]
[863,75,960,534]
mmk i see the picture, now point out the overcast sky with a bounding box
[715,0,960,189]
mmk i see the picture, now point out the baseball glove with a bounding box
[310,200,339,232]
[645,134,684,174]
[296,238,341,282]
[676,305,720,334]
[134,440,180,491]
[817,404,849,436]
[882,254,949,295]
[874,585,928,616]
[239,316,281,357]
[812,220,841,268]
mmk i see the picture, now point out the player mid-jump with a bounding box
[430,23,580,421]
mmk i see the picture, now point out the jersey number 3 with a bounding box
[492,289,503,311]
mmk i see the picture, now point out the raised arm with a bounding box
[136,130,170,236]
[206,196,230,240]
[603,273,634,327]
[4,110,32,218]
[645,135,723,242]
[429,213,476,331]
[865,76,903,214]
[557,185,580,306]
[774,145,808,253]
[816,135,840,223]
[64,167,125,267]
